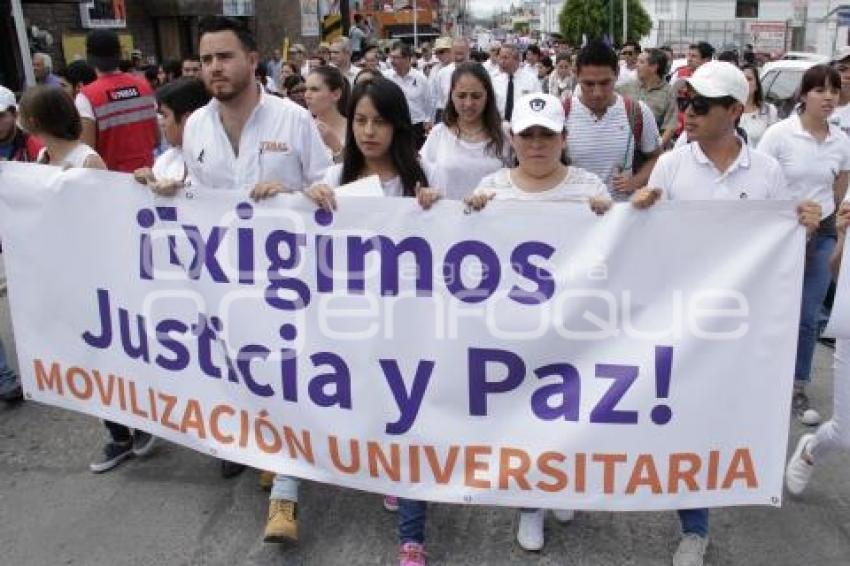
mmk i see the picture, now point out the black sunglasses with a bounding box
[676,95,734,115]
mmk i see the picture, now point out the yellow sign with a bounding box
[62,33,135,66]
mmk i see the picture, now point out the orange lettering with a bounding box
[66,366,93,400]
[283,427,314,464]
[593,453,627,494]
[367,441,401,481]
[498,447,532,490]
[536,451,567,493]
[668,453,701,494]
[721,448,758,489]
[625,454,662,495]
[34,359,62,394]
[328,436,360,474]
[464,445,491,489]
[210,405,235,444]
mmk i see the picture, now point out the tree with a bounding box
[558,0,652,47]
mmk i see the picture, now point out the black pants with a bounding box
[105,420,131,443]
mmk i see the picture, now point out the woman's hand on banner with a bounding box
[630,187,662,209]
[589,196,613,216]
[796,200,821,233]
[415,184,441,210]
[305,183,337,211]
[250,182,291,201]
[463,192,495,213]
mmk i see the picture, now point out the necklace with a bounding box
[457,124,485,140]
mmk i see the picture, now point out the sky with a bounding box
[469,0,516,17]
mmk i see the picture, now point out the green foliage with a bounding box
[559,0,653,47]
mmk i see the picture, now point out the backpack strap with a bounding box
[622,96,643,149]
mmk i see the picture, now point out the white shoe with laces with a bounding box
[786,433,815,496]
[516,509,544,551]
[673,533,708,566]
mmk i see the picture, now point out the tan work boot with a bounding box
[263,499,298,543]
[259,470,275,491]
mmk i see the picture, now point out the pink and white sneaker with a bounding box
[399,542,426,566]
[383,495,399,512]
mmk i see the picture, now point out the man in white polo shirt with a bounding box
[184,14,331,546]
[632,61,821,566]
[385,41,433,147]
[565,40,661,201]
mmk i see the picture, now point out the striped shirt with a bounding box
[565,94,660,201]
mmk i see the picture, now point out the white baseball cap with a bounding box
[0,86,16,112]
[511,93,565,134]
[685,61,748,105]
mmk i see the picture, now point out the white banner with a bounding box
[0,164,805,511]
[301,0,320,37]
[825,233,850,338]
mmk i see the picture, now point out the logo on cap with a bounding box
[529,98,546,112]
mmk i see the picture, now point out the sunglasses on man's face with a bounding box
[622,50,635,56]
[676,95,730,115]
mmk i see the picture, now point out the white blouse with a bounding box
[420,123,509,201]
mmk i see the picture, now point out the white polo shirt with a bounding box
[565,94,660,200]
[649,139,790,202]
[758,113,850,218]
[492,68,542,120]
[433,62,456,112]
[182,87,331,191]
[384,67,433,125]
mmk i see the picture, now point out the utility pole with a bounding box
[413,0,418,47]
[684,0,690,40]
[623,0,627,43]
[609,0,614,44]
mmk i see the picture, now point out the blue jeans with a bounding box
[0,336,19,396]
[678,508,709,537]
[270,474,300,503]
[398,498,427,544]
[795,234,836,384]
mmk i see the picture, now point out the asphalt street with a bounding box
[0,262,848,566]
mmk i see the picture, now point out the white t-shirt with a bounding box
[322,163,404,197]
[758,113,850,219]
[616,64,638,86]
[153,147,187,180]
[474,166,608,202]
[182,87,331,191]
[739,103,778,148]
[37,143,99,168]
[649,140,790,201]
[420,123,508,201]
[565,94,661,200]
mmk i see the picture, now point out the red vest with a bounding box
[81,73,157,172]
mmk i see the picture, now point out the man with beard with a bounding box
[181,15,331,544]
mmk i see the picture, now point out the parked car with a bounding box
[760,59,818,118]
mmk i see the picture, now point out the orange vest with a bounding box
[81,73,157,172]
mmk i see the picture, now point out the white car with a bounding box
[760,59,820,118]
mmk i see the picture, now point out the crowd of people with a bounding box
[2,14,850,566]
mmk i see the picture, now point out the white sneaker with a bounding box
[516,509,544,551]
[800,409,822,426]
[786,433,815,496]
[552,508,574,523]
[673,533,708,566]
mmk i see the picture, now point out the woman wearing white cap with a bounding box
[465,92,611,552]
[759,65,850,426]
